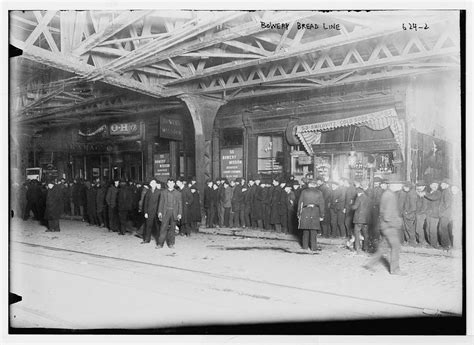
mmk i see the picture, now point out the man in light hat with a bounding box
[438,178,452,249]
[364,179,405,275]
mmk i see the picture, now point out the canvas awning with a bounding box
[296,108,405,157]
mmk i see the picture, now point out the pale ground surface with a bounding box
[8,217,463,329]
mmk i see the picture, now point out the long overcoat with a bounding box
[180,186,194,223]
[297,187,325,230]
[270,186,282,224]
[143,187,161,218]
[44,185,63,220]
[252,185,264,221]
[190,191,202,222]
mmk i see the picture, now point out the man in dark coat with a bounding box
[284,184,296,234]
[96,180,107,227]
[85,180,98,226]
[297,179,325,251]
[78,179,87,222]
[44,181,63,232]
[157,178,182,248]
[351,182,371,252]
[177,178,193,236]
[71,179,81,218]
[270,178,282,232]
[344,178,357,240]
[190,184,202,233]
[364,180,405,275]
[141,178,161,244]
[242,183,251,228]
[117,180,133,235]
[369,177,385,249]
[209,183,219,228]
[398,181,417,245]
[26,179,42,221]
[316,177,331,238]
[279,180,289,233]
[424,181,442,248]
[106,179,119,232]
[252,178,264,229]
[438,179,452,249]
[203,180,213,228]
[231,179,244,228]
[415,181,428,246]
[328,181,346,237]
[262,181,272,230]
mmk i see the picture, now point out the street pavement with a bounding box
[8,217,464,333]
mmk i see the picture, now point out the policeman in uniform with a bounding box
[297,179,325,252]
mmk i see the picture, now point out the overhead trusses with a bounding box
[9,10,460,125]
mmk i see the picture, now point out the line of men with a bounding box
[16,177,203,249]
[201,175,462,251]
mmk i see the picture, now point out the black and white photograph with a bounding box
[3,1,471,341]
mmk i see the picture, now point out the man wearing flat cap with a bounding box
[297,179,325,251]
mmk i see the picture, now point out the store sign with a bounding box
[110,122,139,135]
[160,116,183,141]
[154,153,171,180]
[221,147,243,180]
[297,155,313,165]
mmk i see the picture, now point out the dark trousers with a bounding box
[345,210,354,238]
[366,226,401,273]
[97,210,105,226]
[354,223,369,252]
[403,215,416,244]
[118,210,128,234]
[438,216,451,248]
[218,204,225,227]
[108,206,118,231]
[302,229,317,250]
[224,207,231,227]
[426,216,440,247]
[244,208,251,227]
[415,214,427,244]
[180,222,192,236]
[330,209,345,237]
[280,212,288,233]
[287,210,296,234]
[158,210,176,247]
[263,205,271,230]
[232,209,241,227]
[48,219,60,231]
[209,205,217,227]
[144,216,159,243]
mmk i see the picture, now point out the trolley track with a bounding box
[11,240,461,318]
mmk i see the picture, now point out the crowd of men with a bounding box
[12,173,461,254]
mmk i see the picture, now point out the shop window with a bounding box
[257,135,283,177]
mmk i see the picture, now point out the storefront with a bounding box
[22,111,196,183]
[291,108,406,182]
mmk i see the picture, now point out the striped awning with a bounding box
[296,108,405,156]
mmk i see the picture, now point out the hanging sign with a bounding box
[159,116,183,141]
[221,147,243,180]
